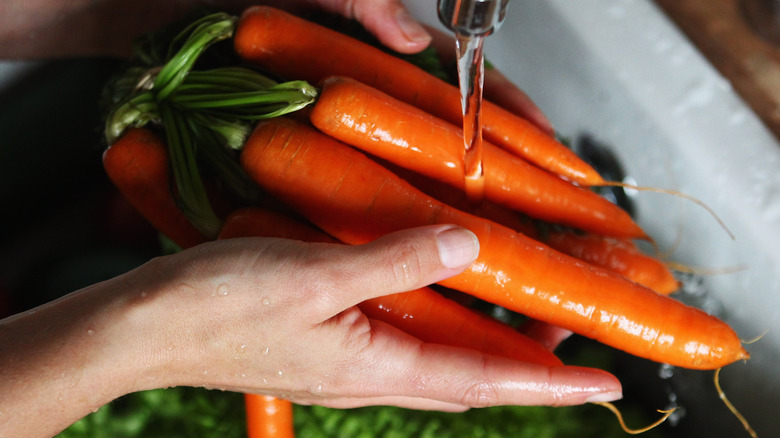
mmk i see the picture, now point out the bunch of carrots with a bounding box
[100,7,753,437]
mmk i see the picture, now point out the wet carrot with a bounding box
[239,118,747,370]
[233,6,603,185]
[218,207,562,366]
[244,394,295,438]
[376,157,678,295]
[543,232,679,296]
[310,76,643,238]
[102,128,209,249]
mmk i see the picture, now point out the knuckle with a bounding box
[460,380,501,408]
[385,243,426,291]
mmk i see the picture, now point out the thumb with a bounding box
[315,0,432,53]
[316,224,479,314]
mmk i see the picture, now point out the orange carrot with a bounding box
[233,6,604,185]
[309,76,643,238]
[542,233,679,296]
[218,207,562,366]
[464,203,679,295]
[239,117,748,370]
[102,128,209,249]
[244,394,295,438]
[358,139,678,295]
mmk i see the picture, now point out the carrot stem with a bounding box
[160,103,223,238]
[153,13,237,101]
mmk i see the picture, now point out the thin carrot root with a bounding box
[741,330,768,345]
[665,261,748,276]
[592,402,676,435]
[598,181,735,240]
[714,368,758,438]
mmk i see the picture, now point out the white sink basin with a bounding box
[406,0,779,436]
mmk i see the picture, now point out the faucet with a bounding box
[437,0,511,37]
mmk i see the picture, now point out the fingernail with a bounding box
[585,391,623,404]
[395,8,432,44]
[436,227,480,269]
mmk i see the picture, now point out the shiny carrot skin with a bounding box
[233,6,603,185]
[240,118,747,370]
[368,153,679,295]
[218,207,562,366]
[543,233,679,296]
[244,394,295,438]
[310,76,643,238]
[102,128,209,249]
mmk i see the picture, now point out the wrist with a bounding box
[0,257,181,436]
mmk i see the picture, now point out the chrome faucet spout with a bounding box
[437,0,510,37]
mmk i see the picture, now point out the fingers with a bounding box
[329,321,622,408]
[424,25,555,135]
[483,68,555,136]
[303,225,479,316]
[316,395,468,412]
[311,0,432,53]
[518,319,573,352]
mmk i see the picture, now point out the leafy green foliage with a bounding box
[58,386,669,438]
[58,388,245,438]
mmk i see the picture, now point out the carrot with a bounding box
[233,6,604,185]
[239,117,748,370]
[362,144,678,295]
[309,76,643,238]
[102,128,209,249]
[244,394,295,438]
[464,203,679,295]
[218,207,562,366]
[542,232,679,296]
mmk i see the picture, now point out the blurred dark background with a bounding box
[0,58,161,318]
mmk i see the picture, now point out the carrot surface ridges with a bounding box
[233,6,604,185]
[240,118,748,370]
[219,207,562,367]
[102,128,209,249]
[311,76,643,238]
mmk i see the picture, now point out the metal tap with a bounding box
[437,0,511,37]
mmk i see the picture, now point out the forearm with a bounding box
[0,267,169,437]
[0,0,203,59]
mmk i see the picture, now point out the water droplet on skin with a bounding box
[261,296,271,306]
[139,291,147,298]
[263,347,270,355]
[277,370,283,376]
[87,330,95,336]
[216,284,230,296]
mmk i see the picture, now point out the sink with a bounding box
[1,1,777,435]
[405,0,779,436]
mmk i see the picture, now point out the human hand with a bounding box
[0,225,621,437]
[129,225,619,410]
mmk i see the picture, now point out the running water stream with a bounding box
[437,0,510,203]
[456,33,487,202]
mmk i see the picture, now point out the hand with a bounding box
[0,0,430,58]
[0,225,621,437]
